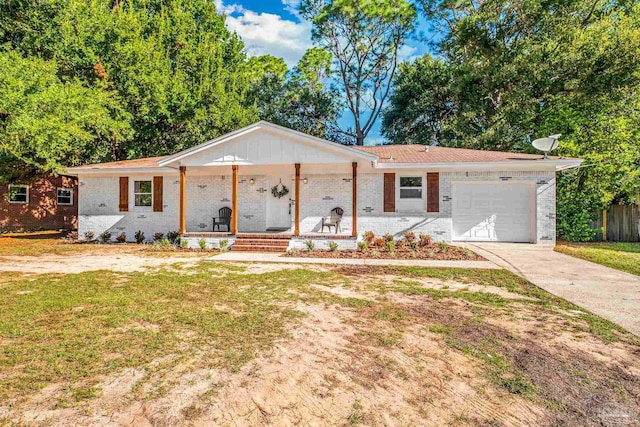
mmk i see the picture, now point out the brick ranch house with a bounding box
[0,175,78,232]
[67,121,582,250]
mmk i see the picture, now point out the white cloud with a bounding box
[281,0,302,16]
[218,1,312,67]
[397,44,419,63]
[213,0,247,15]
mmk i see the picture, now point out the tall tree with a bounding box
[300,0,417,145]
[247,49,344,142]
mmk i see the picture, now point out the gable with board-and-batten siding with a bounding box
[160,121,376,167]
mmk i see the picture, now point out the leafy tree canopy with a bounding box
[246,48,345,142]
[0,0,258,178]
[0,50,131,182]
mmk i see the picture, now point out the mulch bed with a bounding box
[285,242,485,261]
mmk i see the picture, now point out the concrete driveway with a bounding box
[463,243,640,336]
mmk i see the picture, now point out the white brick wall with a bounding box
[78,174,179,241]
[299,174,353,234]
[78,169,556,244]
[357,170,556,244]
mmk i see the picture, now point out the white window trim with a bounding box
[396,175,425,213]
[399,176,423,200]
[133,179,153,209]
[57,187,74,206]
[8,184,29,204]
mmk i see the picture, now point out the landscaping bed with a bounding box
[286,231,485,261]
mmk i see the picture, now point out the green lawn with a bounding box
[555,242,640,276]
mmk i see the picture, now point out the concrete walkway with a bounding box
[209,251,499,269]
[463,243,640,336]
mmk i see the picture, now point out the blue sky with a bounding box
[215,0,434,145]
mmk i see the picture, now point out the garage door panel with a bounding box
[452,183,533,243]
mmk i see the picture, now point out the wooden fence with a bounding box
[590,204,640,242]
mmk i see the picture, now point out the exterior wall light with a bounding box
[302,177,308,184]
[249,178,255,185]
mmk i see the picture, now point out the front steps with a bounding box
[231,233,291,252]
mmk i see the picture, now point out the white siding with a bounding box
[181,128,362,166]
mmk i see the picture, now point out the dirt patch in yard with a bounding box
[0,253,208,274]
[410,302,640,426]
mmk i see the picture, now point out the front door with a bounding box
[266,176,292,230]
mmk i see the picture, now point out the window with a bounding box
[134,180,152,207]
[57,188,73,205]
[399,177,423,199]
[8,185,28,204]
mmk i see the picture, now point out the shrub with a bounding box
[198,238,207,250]
[84,231,95,241]
[305,239,315,252]
[385,240,396,256]
[404,231,416,242]
[437,241,449,252]
[153,232,164,242]
[384,233,394,242]
[99,231,111,243]
[409,241,418,250]
[329,241,339,252]
[357,241,369,251]
[66,231,78,240]
[116,232,127,243]
[557,175,601,242]
[371,249,381,257]
[167,231,180,243]
[160,238,171,247]
[373,237,385,247]
[134,230,145,244]
[219,239,229,252]
[179,238,188,248]
[419,233,432,246]
[362,230,375,243]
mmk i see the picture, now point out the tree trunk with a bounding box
[356,130,364,146]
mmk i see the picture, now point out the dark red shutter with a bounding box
[383,173,395,212]
[153,176,163,212]
[427,172,439,213]
[119,177,129,212]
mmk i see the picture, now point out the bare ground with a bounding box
[3,261,639,427]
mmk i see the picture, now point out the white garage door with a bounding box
[452,183,533,242]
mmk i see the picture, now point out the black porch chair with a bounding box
[321,207,344,234]
[213,207,232,232]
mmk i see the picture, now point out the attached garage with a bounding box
[452,182,534,242]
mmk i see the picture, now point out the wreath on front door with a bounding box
[271,180,290,199]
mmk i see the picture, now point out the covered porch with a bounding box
[177,162,359,238]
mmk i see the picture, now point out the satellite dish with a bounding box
[532,134,560,159]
